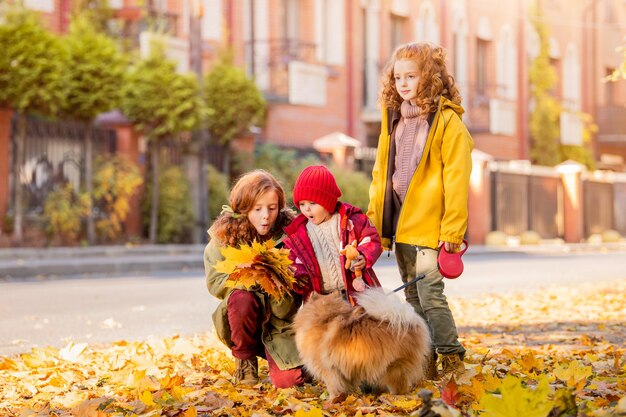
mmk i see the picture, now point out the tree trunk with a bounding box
[13,114,26,243]
[149,141,160,243]
[223,143,231,180]
[85,122,95,245]
[197,131,210,243]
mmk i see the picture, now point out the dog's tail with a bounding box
[354,287,426,333]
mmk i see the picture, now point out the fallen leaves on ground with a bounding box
[0,279,624,416]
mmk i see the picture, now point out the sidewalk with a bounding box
[1,241,625,280]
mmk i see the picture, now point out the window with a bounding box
[315,0,345,65]
[496,25,517,100]
[281,0,299,41]
[476,39,488,95]
[562,44,581,110]
[202,0,223,41]
[606,68,616,105]
[362,2,380,109]
[415,1,439,44]
[390,14,406,51]
[453,18,468,98]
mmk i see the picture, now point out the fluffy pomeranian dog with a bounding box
[293,287,432,399]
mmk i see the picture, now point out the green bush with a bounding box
[329,165,372,213]
[142,165,194,243]
[207,164,230,221]
[253,144,319,208]
[2,214,14,235]
[43,183,91,244]
[92,155,143,242]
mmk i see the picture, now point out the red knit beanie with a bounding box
[293,165,342,213]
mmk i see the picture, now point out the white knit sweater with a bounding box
[306,213,344,293]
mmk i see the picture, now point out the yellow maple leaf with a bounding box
[217,239,296,300]
[183,406,197,417]
[483,372,501,391]
[553,360,592,389]
[160,372,185,389]
[478,374,553,417]
[214,244,257,273]
[460,377,486,402]
[391,398,419,409]
[139,390,156,407]
[295,407,324,417]
[517,351,544,374]
[0,357,17,371]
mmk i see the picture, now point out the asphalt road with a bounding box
[1,250,625,356]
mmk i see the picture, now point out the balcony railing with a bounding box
[464,84,516,136]
[245,38,318,101]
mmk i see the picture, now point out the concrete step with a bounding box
[0,244,206,279]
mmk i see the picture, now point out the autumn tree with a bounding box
[529,6,561,166]
[0,6,66,242]
[204,57,266,177]
[63,14,127,244]
[122,46,204,243]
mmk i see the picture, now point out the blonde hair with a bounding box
[380,42,461,116]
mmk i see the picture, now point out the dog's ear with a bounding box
[309,292,321,302]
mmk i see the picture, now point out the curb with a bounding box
[1,242,625,280]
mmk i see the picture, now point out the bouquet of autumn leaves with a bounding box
[213,239,305,300]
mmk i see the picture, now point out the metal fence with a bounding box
[582,171,626,237]
[9,115,116,217]
[490,163,563,238]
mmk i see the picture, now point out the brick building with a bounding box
[10,0,624,158]
[1,0,625,243]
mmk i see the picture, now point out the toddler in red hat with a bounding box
[284,165,383,305]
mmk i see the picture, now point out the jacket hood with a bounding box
[440,96,465,119]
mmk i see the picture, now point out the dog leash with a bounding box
[388,266,439,294]
[389,273,425,293]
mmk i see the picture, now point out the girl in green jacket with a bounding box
[367,42,474,382]
[204,169,305,387]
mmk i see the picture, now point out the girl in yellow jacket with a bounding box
[367,42,474,381]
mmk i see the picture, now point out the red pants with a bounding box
[227,289,306,388]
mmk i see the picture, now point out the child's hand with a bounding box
[350,254,366,271]
[440,241,461,253]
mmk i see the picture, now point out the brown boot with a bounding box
[234,357,259,385]
[440,354,465,382]
[425,355,438,380]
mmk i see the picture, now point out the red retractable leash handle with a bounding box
[390,240,469,294]
[437,240,469,279]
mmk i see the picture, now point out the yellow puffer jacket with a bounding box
[367,96,474,250]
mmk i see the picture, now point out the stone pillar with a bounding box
[114,124,144,238]
[467,150,494,245]
[0,108,13,226]
[557,161,586,243]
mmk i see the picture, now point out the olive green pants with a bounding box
[395,242,465,356]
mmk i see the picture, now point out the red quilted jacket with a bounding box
[283,202,382,304]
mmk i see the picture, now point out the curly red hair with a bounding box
[209,169,294,247]
[380,42,461,116]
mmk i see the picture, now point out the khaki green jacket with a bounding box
[204,236,303,370]
[367,97,474,250]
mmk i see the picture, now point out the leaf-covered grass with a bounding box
[1,279,624,416]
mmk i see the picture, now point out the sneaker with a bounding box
[440,353,465,381]
[234,357,259,385]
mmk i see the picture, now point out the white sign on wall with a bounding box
[24,0,54,12]
[288,61,327,107]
